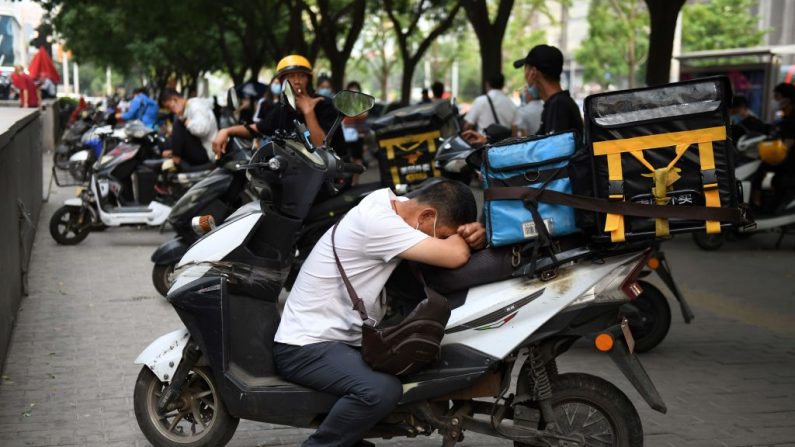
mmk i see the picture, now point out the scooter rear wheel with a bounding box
[692,231,725,250]
[134,366,239,447]
[49,206,91,245]
[515,373,643,447]
[621,280,671,353]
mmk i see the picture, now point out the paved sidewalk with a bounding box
[0,163,793,446]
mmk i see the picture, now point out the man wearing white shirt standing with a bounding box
[463,73,516,133]
[273,180,485,447]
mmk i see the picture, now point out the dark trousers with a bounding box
[273,341,403,447]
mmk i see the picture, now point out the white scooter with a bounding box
[49,122,210,245]
[132,85,665,447]
[693,133,795,250]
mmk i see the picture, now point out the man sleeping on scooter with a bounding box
[273,180,485,447]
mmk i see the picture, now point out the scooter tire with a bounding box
[692,231,725,251]
[514,373,643,447]
[152,263,176,297]
[133,366,239,447]
[49,206,90,245]
[622,281,672,353]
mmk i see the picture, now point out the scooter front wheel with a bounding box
[49,206,91,245]
[515,373,643,447]
[152,263,177,297]
[134,366,238,447]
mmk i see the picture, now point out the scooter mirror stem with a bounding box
[323,114,344,150]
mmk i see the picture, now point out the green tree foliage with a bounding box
[681,0,766,53]
[576,0,649,89]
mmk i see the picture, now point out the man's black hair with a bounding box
[133,87,148,96]
[159,88,182,106]
[431,81,444,99]
[346,81,362,91]
[487,73,505,90]
[774,82,795,101]
[411,179,477,228]
[730,95,749,109]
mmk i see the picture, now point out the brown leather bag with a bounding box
[332,222,450,376]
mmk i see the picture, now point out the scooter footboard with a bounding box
[134,328,190,382]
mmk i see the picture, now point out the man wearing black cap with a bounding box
[513,44,583,136]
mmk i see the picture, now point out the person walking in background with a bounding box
[11,65,40,108]
[513,44,582,135]
[420,88,432,104]
[513,85,543,137]
[729,95,769,142]
[463,72,516,134]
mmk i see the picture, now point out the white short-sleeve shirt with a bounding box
[465,90,517,132]
[274,188,428,347]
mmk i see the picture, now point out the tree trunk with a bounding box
[644,0,686,86]
[479,36,503,92]
[400,59,418,106]
[329,56,346,92]
[465,0,515,92]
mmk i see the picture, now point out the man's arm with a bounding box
[398,235,470,269]
[121,97,141,121]
[21,89,28,108]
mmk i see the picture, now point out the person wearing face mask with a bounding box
[513,44,582,136]
[273,179,484,447]
[512,84,544,137]
[253,77,281,123]
[316,74,334,98]
[212,55,344,156]
[728,95,769,143]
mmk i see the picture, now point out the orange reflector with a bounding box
[647,257,660,270]
[595,333,614,352]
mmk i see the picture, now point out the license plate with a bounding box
[621,317,635,354]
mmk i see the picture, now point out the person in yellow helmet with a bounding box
[212,55,344,155]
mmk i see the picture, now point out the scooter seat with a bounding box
[141,159,165,170]
[421,247,516,295]
[180,162,215,173]
[305,182,381,222]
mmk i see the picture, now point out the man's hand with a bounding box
[295,92,323,116]
[212,129,229,157]
[461,129,487,147]
[161,149,173,158]
[457,222,486,250]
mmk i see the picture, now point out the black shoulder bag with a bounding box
[331,222,450,376]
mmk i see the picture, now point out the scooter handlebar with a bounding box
[342,163,366,174]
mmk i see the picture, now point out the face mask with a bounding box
[526,85,539,99]
[318,88,333,98]
[270,84,281,96]
[730,114,742,125]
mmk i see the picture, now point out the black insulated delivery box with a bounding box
[583,76,740,242]
[369,100,457,188]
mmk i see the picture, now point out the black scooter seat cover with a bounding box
[305,182,381,222]
[151,237,189,264]
[141,159,165,170]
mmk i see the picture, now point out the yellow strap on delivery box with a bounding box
[592,126,727,242]
[378,131,442,186]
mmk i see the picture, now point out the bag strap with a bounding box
[485,93,501,126]
[484,186,744,222]
[331,222,373,324]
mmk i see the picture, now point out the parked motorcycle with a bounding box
[693,133,795,250]
[49,122,210,245]
[133,84,665,447]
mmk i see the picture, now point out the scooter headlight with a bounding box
[191,215,216,236]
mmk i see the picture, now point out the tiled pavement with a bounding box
[0,163,793,447]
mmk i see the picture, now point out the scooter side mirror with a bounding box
[332,90,375,117]
[227,87,239,110]
[281,81,297,111]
